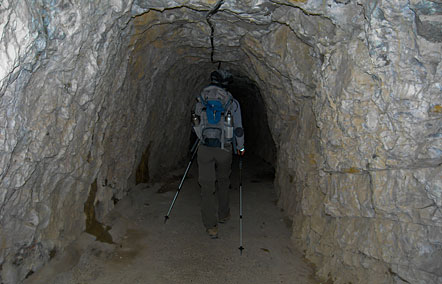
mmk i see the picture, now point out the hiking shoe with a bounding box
[218,213,231,224]
[206,226,218,239]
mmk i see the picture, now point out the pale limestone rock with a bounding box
[0,0,441,283]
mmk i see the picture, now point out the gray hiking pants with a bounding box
[197,144,232,229]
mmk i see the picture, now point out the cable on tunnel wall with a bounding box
[206,0,224,69]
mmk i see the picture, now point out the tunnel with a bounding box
[1,0,441,283]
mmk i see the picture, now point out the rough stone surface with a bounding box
[0,0,441,283]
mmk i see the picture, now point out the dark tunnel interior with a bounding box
[185,70,277,180]
[226,74,276,167]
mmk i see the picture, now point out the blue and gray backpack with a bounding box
[194,85,233,148]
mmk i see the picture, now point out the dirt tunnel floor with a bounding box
[26,155,319,284]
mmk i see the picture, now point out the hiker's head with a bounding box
[210,70,232,88]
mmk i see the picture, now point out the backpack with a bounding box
[200,85,232,124]
[195,85,233,148]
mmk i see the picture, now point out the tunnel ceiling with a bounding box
[1,0,442,284]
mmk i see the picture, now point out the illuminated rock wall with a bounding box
[0,1,440,283]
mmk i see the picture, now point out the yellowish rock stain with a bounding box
[308,153,317,166]
[432,105,442,113]
[344,167,360,174]
[288,0,308,3]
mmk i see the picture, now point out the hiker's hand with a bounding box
[237,149,245,156]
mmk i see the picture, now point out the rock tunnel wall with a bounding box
[0,1,441,283]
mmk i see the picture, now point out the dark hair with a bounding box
[210,70,233,87]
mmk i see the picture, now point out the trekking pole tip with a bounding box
[164,216,169,224]
[239,246,244,255]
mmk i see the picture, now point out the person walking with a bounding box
[191,70,245,238]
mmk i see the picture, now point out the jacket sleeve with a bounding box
[193,100,205,140]
[194,99,204,115]
[231,98,245,151]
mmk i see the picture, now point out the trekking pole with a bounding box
[164,139,200,224]
[239,156,244,254]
